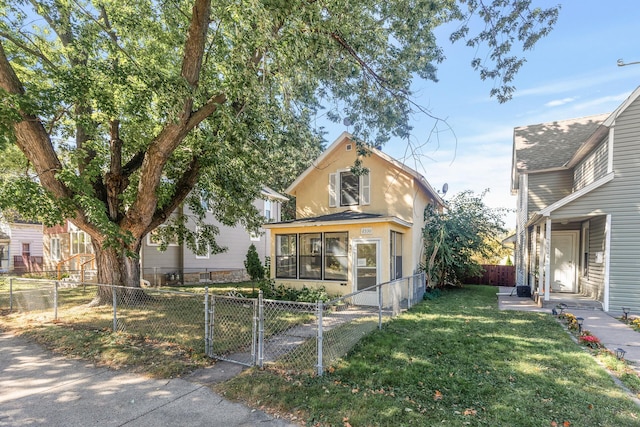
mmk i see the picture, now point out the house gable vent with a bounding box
[346,143,352,151]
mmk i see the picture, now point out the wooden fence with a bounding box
[462,265,515,286]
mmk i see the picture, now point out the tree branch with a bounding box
[0,31,56,70]
[146,155,202,234]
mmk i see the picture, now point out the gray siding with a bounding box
[553,96,640,314]
[527,170,573,216]
[573,138,608,191]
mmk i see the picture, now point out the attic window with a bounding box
[346,143,352,151]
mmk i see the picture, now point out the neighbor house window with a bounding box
[22,243,30,257]
[329,171,370,207]
[390,231,403,280]
[264,199,272,221]
[195,226,210,259]
[0,244,8,268]
[70,231,92,255]
[50,237,61,261]
[299,233,322,279]
[324,232,348,280]
[147,226,179,247]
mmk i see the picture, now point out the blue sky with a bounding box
[318,1,640,229]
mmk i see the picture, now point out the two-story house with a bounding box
[264,132,445,300]
[140,187,287,285]
[511,86,640,315]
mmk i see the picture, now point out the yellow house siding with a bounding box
[268,221,411,296]
[291,137,421,223]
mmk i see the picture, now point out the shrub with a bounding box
[258,279,331,302]
[244,244,265,281]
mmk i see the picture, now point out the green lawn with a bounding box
[217,285,640,426]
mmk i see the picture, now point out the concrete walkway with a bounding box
[497,287,640,376]
[0,332,298,427]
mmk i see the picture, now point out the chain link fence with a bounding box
[0,277,206,353]
[1,272,426,375]
[207,272,426,375]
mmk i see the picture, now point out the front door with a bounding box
[353,240,380,306]
[551,231,578,292]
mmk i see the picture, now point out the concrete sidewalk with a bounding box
[0,332,298,427]
[497,287,640,376]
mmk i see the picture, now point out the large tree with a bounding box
[0,0,558,302]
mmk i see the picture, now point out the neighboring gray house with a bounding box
[511,86,640,315]
[140,187,287,285]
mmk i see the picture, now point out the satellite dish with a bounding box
[343,117,352,126]
[442,183,448,195]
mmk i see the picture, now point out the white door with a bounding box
[352,240,380,306]
[551,232,578,292]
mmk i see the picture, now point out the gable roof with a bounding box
[260,186,288,202]
[512,113,609,174]
[286,132,444,206]
[511,85,640,193]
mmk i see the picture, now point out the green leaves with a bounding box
[422,190,508,287]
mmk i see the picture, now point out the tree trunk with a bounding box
[90,241,146,306]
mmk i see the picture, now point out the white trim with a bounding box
[538,172,614,216]
[537,227,545,297]
[544,218,551,302]
[550,230,579,293]
[352,238,381,296]
[603,214,612,312]
[607,127,614,174]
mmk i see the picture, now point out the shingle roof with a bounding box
[276,210,384,225]
[513,113,609,173]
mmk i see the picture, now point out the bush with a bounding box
[258,278,331,302]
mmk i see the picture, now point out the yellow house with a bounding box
[264,132,444,299]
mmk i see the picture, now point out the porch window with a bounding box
[300,233,322,279]
[324,232,348,280]
[276,234,297,278]
[390,231,403,280]
[22,243,30,257]
[50,237,61,261]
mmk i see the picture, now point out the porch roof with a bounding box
[263,210,412,229]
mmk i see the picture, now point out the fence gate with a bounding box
[206,294,258,366]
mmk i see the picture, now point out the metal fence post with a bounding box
[54,280,59,321]
[204,287,210,356]
[9,277,13,312]
[408,276,414,309]
[316,300,324,376]
[378,283,383,329]
[257,291,264,368]
[112,285,117,332]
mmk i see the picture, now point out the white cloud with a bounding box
[545,97,578,107]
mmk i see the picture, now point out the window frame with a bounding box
[50,237,61,261]
[323,232,348,281]
[275,234,298,279]
[390,231,403,280]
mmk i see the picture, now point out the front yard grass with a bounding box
[218,285,640,426]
